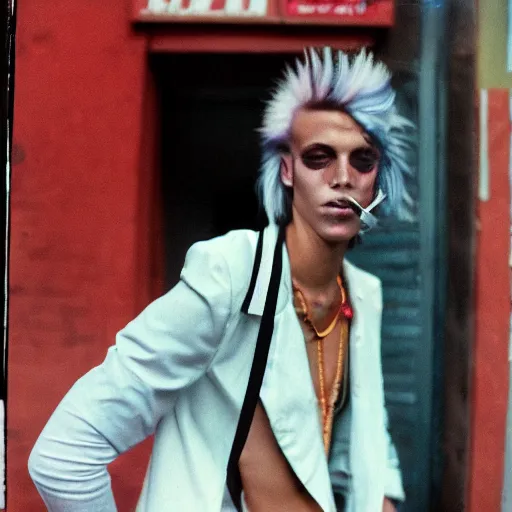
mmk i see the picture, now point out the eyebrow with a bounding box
[300,139,374,153]
[301,143,336,152]
[362,132,377,147]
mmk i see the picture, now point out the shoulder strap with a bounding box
[241,225,265,314]
[226,225,285,511]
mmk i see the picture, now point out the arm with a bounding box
[28,241,232,511]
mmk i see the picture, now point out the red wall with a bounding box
[467,89,511,512]
[9,1,153,509]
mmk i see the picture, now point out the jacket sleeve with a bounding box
[28,240,232,511]
[383,407,406,502]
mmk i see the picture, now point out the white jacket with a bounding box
[29,223,405,511]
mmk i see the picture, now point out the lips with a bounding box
[322,200,356,220]
[324,199,354,210]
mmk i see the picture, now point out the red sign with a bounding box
[282,0,393,24]
[139,0,272,17]
[135,0,393,25]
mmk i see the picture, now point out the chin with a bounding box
[318,224,359,244]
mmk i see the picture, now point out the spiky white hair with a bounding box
[257,47,414,224]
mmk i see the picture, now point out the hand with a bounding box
[383,497,397,512]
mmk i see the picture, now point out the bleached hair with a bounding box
[257,47,414,224]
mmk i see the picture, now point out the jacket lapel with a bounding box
[242,223,283,316]
[242,223,336,511]
[259,308,336,512]
[341,261,386,511]
[342,261,366,396]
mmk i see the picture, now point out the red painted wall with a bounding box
[9,1,153,509]
[467,89,511,512]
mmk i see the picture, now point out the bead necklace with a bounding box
[293,276,353,453]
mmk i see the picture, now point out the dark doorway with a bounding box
[153,53,293,287]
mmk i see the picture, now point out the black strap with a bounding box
[241,227,265,314]
[226,226,286,510]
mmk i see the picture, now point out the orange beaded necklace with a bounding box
[293,276,352,453]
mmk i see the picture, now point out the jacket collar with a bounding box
[242,223,291,316]
[342,259,365,301]
[242,224,367,317]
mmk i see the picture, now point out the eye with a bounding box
[349,147,380,173]
[301,146,336,170]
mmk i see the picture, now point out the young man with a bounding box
[29,48,411,511]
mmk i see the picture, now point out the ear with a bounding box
[280,155,293,188]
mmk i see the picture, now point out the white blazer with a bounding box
[29,223,404,512]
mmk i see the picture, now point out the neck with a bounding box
[285,216,349,293]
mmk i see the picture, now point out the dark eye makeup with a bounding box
[349,147,380,173]
[300,145,336,170]
[299,144,379,173]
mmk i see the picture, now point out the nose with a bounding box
[329,154,354,188]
